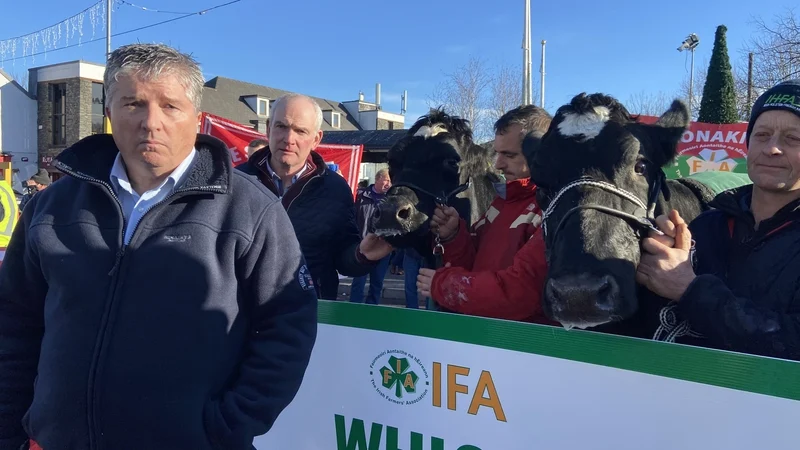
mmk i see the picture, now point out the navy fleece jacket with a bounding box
[0,134,318,450]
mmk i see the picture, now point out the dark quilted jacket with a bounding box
[238,147,372,299]
[678,184,800,361]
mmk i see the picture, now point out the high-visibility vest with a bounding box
[0,180,19,260]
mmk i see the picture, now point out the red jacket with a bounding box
[430,178,550,323]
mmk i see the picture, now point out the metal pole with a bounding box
[747,52,754,111]
[689,47,695,117]
[522,0,532,105]
[540,40,546,108]
[106,0,112,59]
[103,0,113,134]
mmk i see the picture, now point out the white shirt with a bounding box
[109,149,197,245]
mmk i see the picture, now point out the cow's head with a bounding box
[372,109,477,249]
[529,93,690,329]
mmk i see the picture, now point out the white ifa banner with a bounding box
[255,304,800,450]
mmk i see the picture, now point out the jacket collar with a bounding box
[711,183,800,231]
[360,184,387,201]
[247,146,327,204]
[502,177,537,201]
[54,134,232,194]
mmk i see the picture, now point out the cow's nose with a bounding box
[397,206,412,221]
[545,274,619,311]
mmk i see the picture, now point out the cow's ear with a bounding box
[522,130,545,171]
[387,135,411,181]
[646,100,690,167]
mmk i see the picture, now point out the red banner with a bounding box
[637,116,749,179]
[199,112,364,194]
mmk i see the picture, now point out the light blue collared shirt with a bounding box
[110,149,197,245]
[263,157,308,196]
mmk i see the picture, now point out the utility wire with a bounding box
[118,0,194,15]
[0,0,242,63]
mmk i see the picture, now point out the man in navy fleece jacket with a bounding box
[0,43,317,450]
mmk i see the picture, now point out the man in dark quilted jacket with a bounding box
[238,94,393,300]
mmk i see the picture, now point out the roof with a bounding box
[321,130,408,152]
[0,69,35,100]
[200,76,361,132]
[27,59,106,71]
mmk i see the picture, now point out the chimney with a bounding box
[358,91,364,102]
[375,83,381,109]
[401,90,408,114]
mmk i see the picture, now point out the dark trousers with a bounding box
[349,254,392,304]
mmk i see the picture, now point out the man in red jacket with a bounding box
[417,105,552,323]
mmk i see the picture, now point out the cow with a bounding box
[529,93,720,340]
[371,109,497,267]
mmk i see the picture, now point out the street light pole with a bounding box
[689,46,695,115]
[677,33,700,117]
[521,0,532,105]
[106,0,112,59]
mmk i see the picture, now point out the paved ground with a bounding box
[334,272,428,308]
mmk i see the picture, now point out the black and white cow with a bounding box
[371,109,497,266]
[529,93,718,339]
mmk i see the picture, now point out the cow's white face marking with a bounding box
[557,106,611,141]
[414,124,448,139]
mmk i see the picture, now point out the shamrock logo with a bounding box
[380,356,419,399]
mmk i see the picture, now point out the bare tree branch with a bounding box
[625,90,674,116]
[670,57,708,120]
[739,8,800,97]
[428,56,493,142]
[488,63,523,126]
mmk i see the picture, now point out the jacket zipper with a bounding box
[286,174,320,212]
[54,164,126,450]
[55,161,224,450]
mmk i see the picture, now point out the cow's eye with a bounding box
[634,161,647,175]
[444,159,459,169]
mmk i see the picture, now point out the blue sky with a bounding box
[1,0,795,124]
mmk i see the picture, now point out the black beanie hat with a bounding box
[30,168,51,186]
[747,79,800,145]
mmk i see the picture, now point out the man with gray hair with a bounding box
[0,43,317,450]
[239,94,393,300]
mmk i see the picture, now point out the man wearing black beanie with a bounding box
[636,79,800,361]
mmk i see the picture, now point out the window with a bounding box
[332,112,341,128]
[91,82,105,135]
[50,83,67,146]
[257,98,269,116]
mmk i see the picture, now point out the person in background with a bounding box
[637,79,800,361]
[18,170,51,211]
[350,169,393,304]
[389,249,404,275]
[0,43,317,450]
[238,94,393,300]
[417,105,553,322]
[247,138,269,157]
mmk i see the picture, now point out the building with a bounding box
[200,77,405,133]
[27,60,106,181]
[201,78,407,181]
[0,69,38,191]
[321,129,407,163]
[0,59,407,184]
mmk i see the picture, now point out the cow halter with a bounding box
[390,179,471,262]
[390,180,471,210]
[541,175,665,243]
